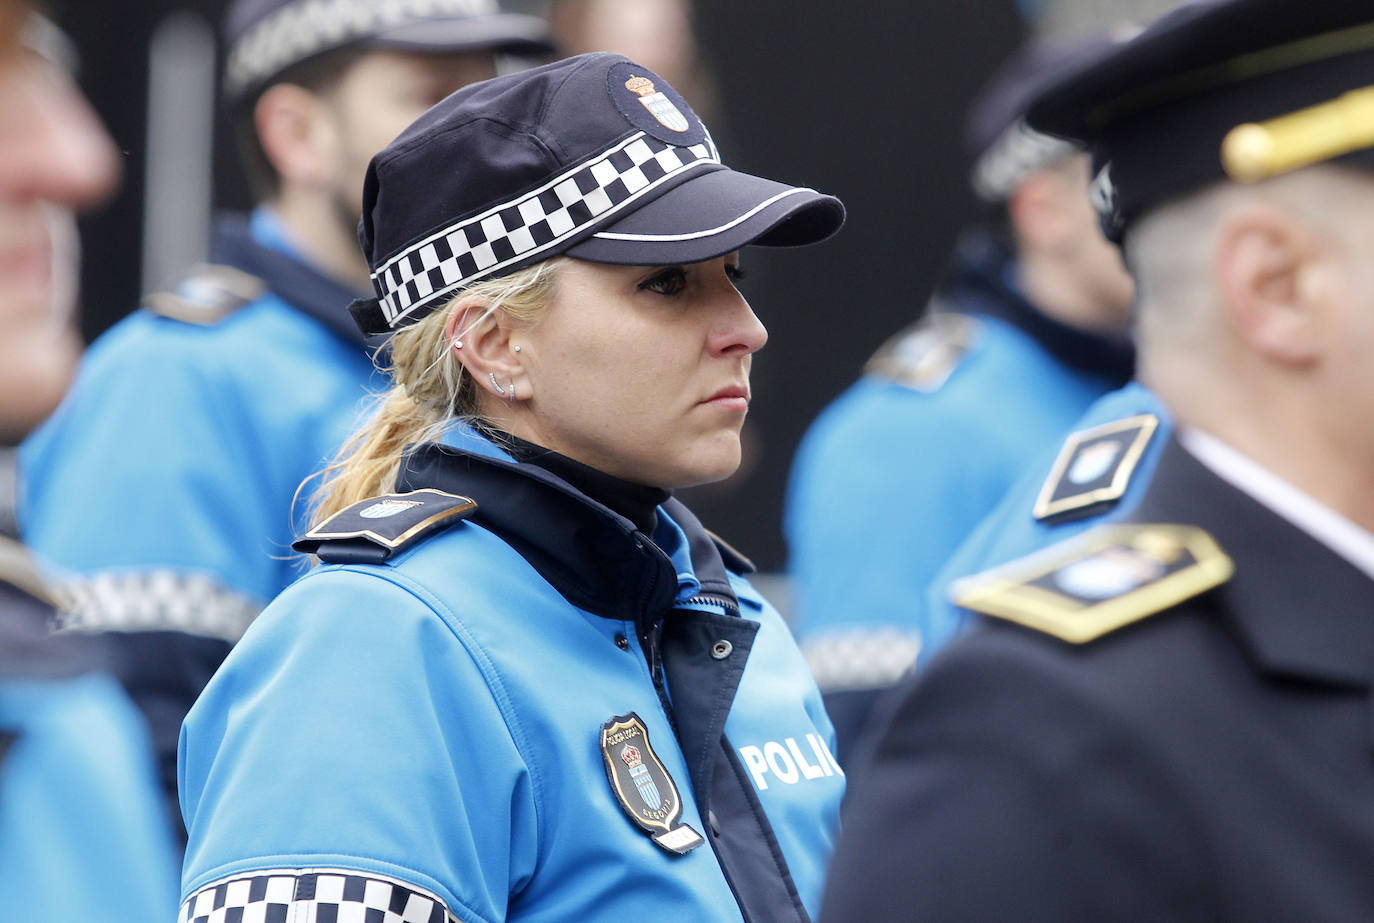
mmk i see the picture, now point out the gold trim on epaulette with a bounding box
[303,489,477,550]
[1223,84,1374,183]
[952,524,1233,644]
[145,263,266,326]
[0,537,56,607]
[1033,414,1160,521]
[863,313,979,393]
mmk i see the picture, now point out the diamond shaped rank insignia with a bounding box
[292,489,477,564]
[951,523,1233,644]
[1033,414,1160,522]
[600,713,704,855]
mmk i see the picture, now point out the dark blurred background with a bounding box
[45,0,1172,573]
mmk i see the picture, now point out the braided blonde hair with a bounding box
[308,258,565,525]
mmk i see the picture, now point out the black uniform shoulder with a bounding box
[952,522,1232,644]
[863,311,979,393]
[1033,413,1161,522]
[293,489,478,565]
[144,262,266,327]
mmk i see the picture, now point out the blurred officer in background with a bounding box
[785,36,1134,763]
[19,0,551,838]
[0,3,177,917]
[826,2,1374,918]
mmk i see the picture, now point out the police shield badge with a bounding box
[625,75,690,132]
[600,713,704,855]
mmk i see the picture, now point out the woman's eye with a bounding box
[639,268,688,296]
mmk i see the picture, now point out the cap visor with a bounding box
[566,168,845,266]
[368,14,554,56]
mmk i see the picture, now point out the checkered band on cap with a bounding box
[180,868,457,923]
[225,0,499,98]
[372,130,720,330]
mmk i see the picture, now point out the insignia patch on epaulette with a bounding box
[863,312,978,393]
[1034,414,1160,522]
[600,713,704,855]
[951,523,1233,644]
[144,263,265,326]
[293,489,477,564]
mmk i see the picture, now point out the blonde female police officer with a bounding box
[178,53,845,923]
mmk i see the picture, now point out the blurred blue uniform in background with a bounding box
[786,36,1135,763]
[20,208,381,830]
[0,543,178,921]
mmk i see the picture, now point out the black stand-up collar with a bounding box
[1129,437,1374,687]
[396,442,738,629]
[939,228,1135,384]
[209,212,371,348]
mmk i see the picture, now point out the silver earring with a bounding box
[489,371,506,395]
[453,340,463,349]
[513,345,521,353]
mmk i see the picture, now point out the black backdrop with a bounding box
[55,0,1024,572]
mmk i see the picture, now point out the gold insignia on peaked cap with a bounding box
[1033,414,1159,522]
[1222,85,1374,183]
[625,75,656,96]
[951,524,1233,644]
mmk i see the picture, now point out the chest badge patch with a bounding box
[600,713,704,855]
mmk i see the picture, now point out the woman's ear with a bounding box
[1213,201,1327,367]
[254,83,337,189]
[444,295,523,400]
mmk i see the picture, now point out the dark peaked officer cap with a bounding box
[350,52,846,336]
[223,0,554,103]
[1025,0,1374,241]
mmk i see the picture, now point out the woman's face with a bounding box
[513,254,766,489]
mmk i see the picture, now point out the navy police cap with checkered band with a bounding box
[348,52,846,336]
[223,0,554,103]
[1024,0,1374,242]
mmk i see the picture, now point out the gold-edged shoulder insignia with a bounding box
[144,263,265,326]
[864,312,979,393]
[951,523,1232,644]
[1033,414,1160,522]
[292,489,477,564]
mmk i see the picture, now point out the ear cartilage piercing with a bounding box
[454,340,463,349]
[489,372,507,395]
[513,345,521,352]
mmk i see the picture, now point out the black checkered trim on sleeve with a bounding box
[49,569,260,643]
[179,868,458,923]
[371,131,719,330]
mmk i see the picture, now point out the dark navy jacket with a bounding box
[20,208,382,836]
[824,437,1374,921]
[180,424,842,923]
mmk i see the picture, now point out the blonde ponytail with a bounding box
[306,258,565,527]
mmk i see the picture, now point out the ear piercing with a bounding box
[489,372,506,395]
[453,340,463,349]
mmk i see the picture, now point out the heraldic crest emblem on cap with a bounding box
[600,712,704,854]
[625,75,689,132]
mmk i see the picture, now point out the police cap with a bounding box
[223,0,554,103]
[1026,0,1374,240]
[350,52,846,336]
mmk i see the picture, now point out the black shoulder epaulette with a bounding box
[293,489,477,565]
[144,262,265,326]
[1033,413,1160,522]
[706,529,755,575]
[951,523,1232,644]
[863,312,979,393]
